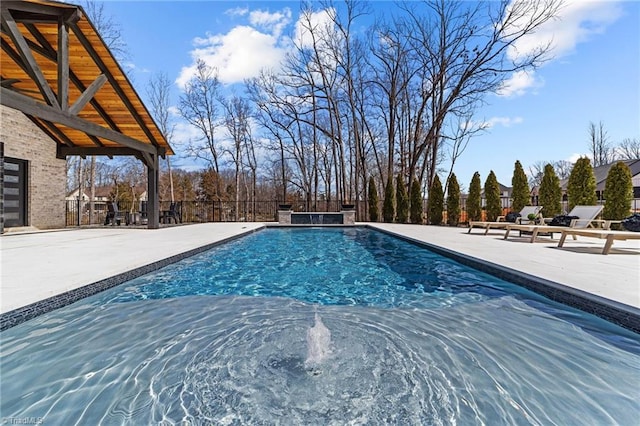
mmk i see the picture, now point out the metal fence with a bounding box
[65,197,640,226]
[65,200,282,226]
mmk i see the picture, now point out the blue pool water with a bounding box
[1,227,639,424]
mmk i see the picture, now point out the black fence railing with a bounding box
[65,200,283,226]
[65,197,640,226]
[65,199,360,226]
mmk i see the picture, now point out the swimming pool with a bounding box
[1,227,638,424]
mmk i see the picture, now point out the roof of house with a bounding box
[1,0,173,160]
[560,159,640,191]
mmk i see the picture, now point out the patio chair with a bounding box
[161,202,181,224]
[104,202,126,226]
[503,205,605,243]
[468,205,543,235]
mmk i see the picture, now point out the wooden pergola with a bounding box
[1,0,173,229]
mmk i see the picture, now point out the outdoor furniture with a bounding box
[138,201,148,225]
[557,229,640,255]
[468,206,543,235]
[160,202,181,224]
[104,202,127,226]
[503,205,605,243]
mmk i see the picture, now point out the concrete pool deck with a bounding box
[1,222,638,325]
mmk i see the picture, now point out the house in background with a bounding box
[592,159,640,199]
[65,185,148,224]
[1,0,172,233]
[559,159,640,201]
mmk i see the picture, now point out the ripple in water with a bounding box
[1,295,639,425]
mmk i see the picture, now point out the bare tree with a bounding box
[401,0,560,193]
[528,161,547,188]
[588,121,615,166]
[221,95,253,220]
[553,160,573,180]
[147,72,176,201]
[617,138,640,160]
[242,0,560,212]
[178,60,223,197]
[82,1,129,61]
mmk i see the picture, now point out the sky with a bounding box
[96,0,639,190]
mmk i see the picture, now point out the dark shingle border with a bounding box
[369,225,640,333]
[0,226,264,331]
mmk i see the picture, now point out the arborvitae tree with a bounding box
[511,160,530,212]
[446,173,461,226]
[467,172,482,222]
[427,174,444,225]
[603,161,633,221]
[368,176,379,222]
[538,163,562,217]
[409,176,423,224]
[382,177,395,223]
[484,170,502,222]
[396,174,409,223]
[567,157,597,211]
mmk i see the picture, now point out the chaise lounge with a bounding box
[468,205,543,235]
[503,205,606,243]
[556,228,640,255]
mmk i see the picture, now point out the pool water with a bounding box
[1,228,639,424]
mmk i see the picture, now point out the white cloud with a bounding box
[176,25,287,87]
[506,0,623,61]
[225,7,248,18]
[176,8,296,87]
[250,8,292,37]
[476,116,524,130]
[500,0,623,96]
[294,8,335,49]
[497,70,543,97]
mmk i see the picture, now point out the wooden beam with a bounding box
[18,33,122,132]
[57,17,69,111]
[69,74,107,115]
[69,21,163,149]
[30,118,75,147]
[1,7,59,108]
[1,2,81,24]
[57,146,145,158]
[2,87,157,155]
[146,153,160,229]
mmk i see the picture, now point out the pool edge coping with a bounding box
[368,225,640,333]
[0,226,266,331]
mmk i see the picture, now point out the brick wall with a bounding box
[1,105,66,229]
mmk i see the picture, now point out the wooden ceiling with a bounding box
[1,0,173,163]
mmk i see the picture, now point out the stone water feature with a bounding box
[277,206,355,225]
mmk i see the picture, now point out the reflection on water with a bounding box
[2,228,639,424]
[1,296,639,425]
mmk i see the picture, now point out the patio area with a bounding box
[1,222,638,327]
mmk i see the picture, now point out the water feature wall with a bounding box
[277,210,355,225]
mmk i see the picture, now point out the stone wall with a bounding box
[0,105,66,229]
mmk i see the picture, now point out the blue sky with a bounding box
[98,0,639,189]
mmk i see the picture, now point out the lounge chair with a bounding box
[503,205,605,243]
[468,205,543,235]
[556,228,640,255]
